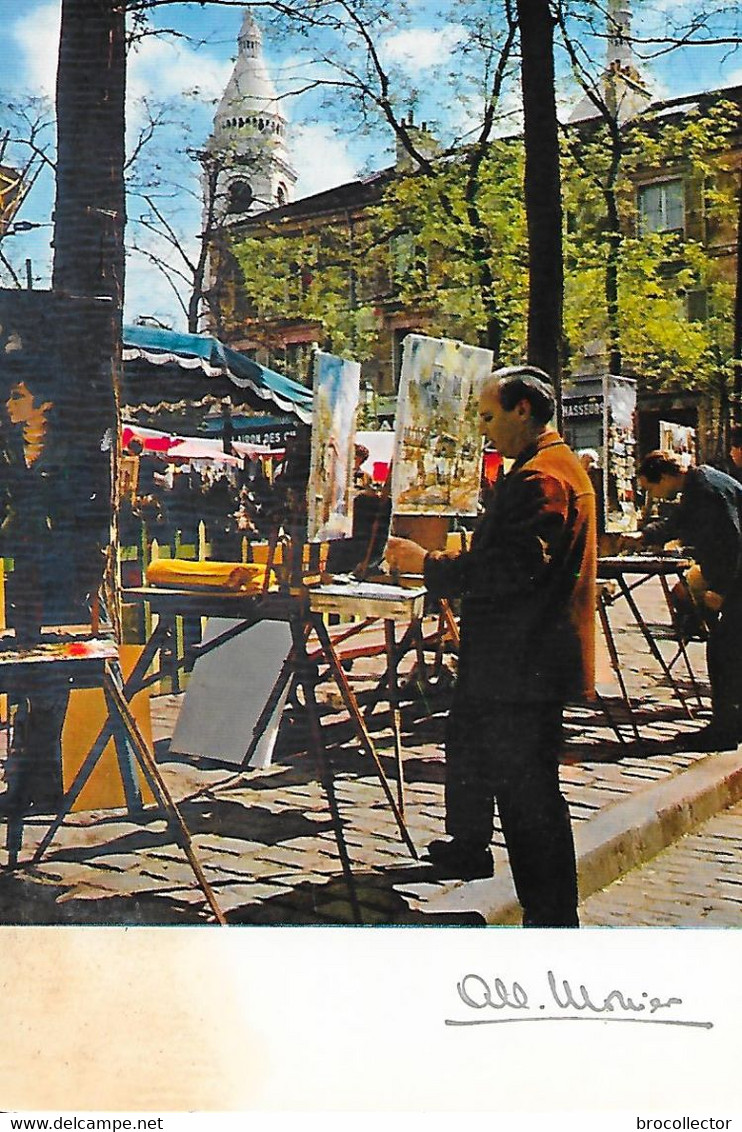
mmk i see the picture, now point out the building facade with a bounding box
[203,12,741,456]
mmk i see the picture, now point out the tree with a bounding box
[0,96,55,287]
[561,96,740,452]
[516,0,564,389]
[230,0,521,359]
[52,0,126,621]
[231,135,530,388]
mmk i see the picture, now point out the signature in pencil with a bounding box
[445,971,712,1029]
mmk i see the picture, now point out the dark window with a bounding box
[227,180,254,214]
[686,288,708,322]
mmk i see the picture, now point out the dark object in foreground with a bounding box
[423,838,494,880]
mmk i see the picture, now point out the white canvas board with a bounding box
[170,618,293,765]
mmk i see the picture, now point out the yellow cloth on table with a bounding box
[146,558,268,592]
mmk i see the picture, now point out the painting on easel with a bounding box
[391,334,493,515]
[306,350,361,542]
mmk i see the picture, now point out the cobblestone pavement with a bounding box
[580,799,742,926]
[0,572,734,926]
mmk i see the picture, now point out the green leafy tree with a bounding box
[562,97,739,450]
[231,135,530,378]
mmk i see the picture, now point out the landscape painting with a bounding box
[306,350,361,542]
[391,334,493,515]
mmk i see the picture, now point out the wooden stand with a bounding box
[307,581,426,829]
[0,631,226,924]
[597,556,700,725]
[122,586,421,861]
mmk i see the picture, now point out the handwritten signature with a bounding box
[445,971,712,1029]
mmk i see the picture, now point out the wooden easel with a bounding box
[122,581,419,853]
[0,630,226,924]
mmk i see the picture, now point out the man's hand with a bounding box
[385,535,427,575]
[705,590,724,613]
[686,563,724,613]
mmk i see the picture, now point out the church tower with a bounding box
[570,0,650,124]
[209,9,297,219]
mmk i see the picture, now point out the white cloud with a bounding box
[382,25,466,73]
[291,123,360,199]
[127,35,232,109]
[12,2,60,97]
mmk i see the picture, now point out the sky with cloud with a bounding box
[1,0,740,329]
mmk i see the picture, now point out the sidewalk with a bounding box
[0,574,739,925]
[580,798,742,926]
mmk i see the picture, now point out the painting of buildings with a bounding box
[391,334,493,515]
[306,350,361,541]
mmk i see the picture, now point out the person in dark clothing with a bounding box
[637,449,742,750]
[168,468,199,545]
[202,473,240,560]
[728,425,742,484]
[0,365,84,813]
[386,366,597,928]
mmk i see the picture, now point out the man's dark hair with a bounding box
[493,365,555,426]
[637,450,685,483]
[730,426,742,448]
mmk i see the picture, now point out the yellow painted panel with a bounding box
[62,644,156,811]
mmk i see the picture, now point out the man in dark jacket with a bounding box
[637,450,742,749]
[386,366,596,927]
[728,425,742,484]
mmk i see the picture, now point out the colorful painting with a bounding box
[391,334,493,515]
[660,419,697,469]
[306,350,361,542]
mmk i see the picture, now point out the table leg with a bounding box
[384,619,405,818]
[597,591,641,742]
[101,664,228,926]
[365,619,416,715]
[616,575,694,719]
[439,599,460,650]
[658,573,705,708]
[120,618,171,699]
[289,617,363,925]
[240,656,295,769]
[311,614,418,859]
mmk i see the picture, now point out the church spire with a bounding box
[569,0,650,124]
[607,0,634,71]
[237,8,262,56]
[209,8,297,218]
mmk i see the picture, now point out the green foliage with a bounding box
[231,97,737,400]
[233,221,383,362]
[232,139,529,364]
[562,99,739,392]
[372,140,529,352]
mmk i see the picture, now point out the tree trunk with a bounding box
[53,0,126,303]
[463,152,503,359]
[516,0,563,402]
[52,0,126,630]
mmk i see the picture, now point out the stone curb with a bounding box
[411,745,742,925]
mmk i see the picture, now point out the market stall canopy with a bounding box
[122,325,313,425]
[122,425,282,466]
